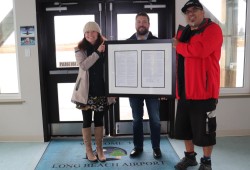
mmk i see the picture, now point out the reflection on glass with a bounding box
[55,15,95,121]
[54,15,95,68]
[117,13,158,40]
[58,83,82,121]
[0,33,18,94]
[119,97,149,121]
[117,13,158,120]
[200,0,246,88]
[0,1,18,94]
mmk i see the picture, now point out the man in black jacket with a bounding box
[128,12,162,159]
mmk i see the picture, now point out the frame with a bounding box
[105,39,175,97]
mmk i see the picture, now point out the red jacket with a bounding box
[176,19,223,100]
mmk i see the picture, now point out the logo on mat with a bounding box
[86,147,127,161]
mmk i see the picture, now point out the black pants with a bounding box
[175,99,217,146]
[82,110,105,128]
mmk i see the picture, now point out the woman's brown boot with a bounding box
[94,126,106,162]
[82,127,97,162]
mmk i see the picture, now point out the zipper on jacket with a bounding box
[206,72,208,90]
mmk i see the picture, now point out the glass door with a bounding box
[115,13,158,135]
[105,0,176,136]
[37,0,176,139]
[37,0,105,138]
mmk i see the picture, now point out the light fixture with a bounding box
[45,1,78,12]
[54,2,78,6]
[144,4,166,9]
[45,6,67,12]
[133,0,157,3]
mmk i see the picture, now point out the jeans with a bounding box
[129,97,161,149]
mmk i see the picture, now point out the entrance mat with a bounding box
[35,137,179,170]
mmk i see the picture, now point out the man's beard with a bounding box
[137,27,148,36]
[189,22,195,27]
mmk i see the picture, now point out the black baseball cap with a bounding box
[181,0,203,13]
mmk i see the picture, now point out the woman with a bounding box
[71,21,115,162]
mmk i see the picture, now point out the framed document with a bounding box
[105,39,175,97]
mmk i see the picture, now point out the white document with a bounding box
[115,51,138,87]
[141,50,165,87]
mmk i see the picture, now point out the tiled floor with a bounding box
[0,142,48,170]
[169,136,250,170]
[0,136,250,170]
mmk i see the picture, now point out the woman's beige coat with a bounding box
[71,47,115,105]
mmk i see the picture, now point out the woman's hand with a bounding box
[97,41,105,53]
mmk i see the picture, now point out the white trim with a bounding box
[220,0,250,95]
[217,129,250,137]
[0,136,44,142]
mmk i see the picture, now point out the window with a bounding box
[54,15,94,68]
[0,1,18,95]
[200,0,249,94]
[117,13,158,120]
[54,15,95,121]
[117,13,158,40]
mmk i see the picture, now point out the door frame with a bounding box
[36,0,176,141]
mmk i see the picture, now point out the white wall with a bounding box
[0,0,44,141]
[0,0,249,142]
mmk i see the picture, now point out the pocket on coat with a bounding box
[75,78,81,91]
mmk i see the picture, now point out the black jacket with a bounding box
[128,31,158,40]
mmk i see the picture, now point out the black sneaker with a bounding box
[174,152,198,170]
[198,158,212,170]
[198,164,212,170]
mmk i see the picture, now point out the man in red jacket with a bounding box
[172,0,223,170]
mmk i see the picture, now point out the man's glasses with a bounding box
[184,7,202,15]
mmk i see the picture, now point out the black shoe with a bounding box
[130,148,143,157]
[198,163,212,170]
[153,148,162,159]
[174,157,198,170]
[174,152,198,170]
[198,158,212,170]
[175,157,198,170]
